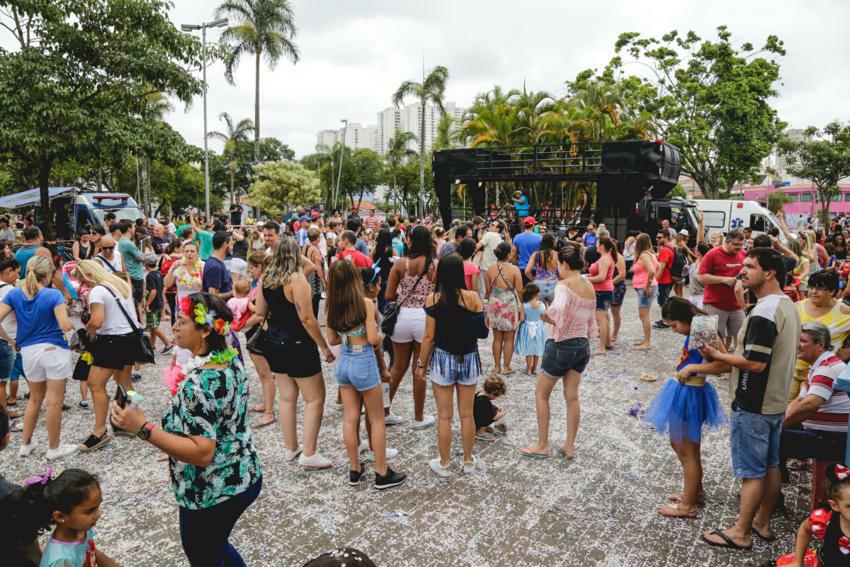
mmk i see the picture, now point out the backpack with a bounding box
[670,246,687,278]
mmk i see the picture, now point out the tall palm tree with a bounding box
[392,65,449,216]
[207,112,255,205]
[216,0,299,161]
[433,113,456,151]
[385,130,418,210]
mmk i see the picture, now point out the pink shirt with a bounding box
[589,254,614,292]
[632,253,658,289]
[464,262,480,290]
[545,281,598,342]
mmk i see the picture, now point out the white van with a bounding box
[695,200,787,241]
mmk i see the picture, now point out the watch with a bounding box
[137,422,155,441]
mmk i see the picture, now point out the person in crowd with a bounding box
[34,469,119,567]
[248,227,265,254]
[416,253,488,476]
[513,217,542,286]
[390,227,405,258]
[440,224,471,259]
[474,374,508,441]
[608,241,628,344]
[661,218,677,240]
[512,190,529,224]
[116,219,146,319]
[631,233,658,350]
[588,235,616,355]
[0,256,20,417]
[519,242,596,459]
[71,228,95,263]
[15,226,45,278]
[645,297,727,518]
[227,280,253,329]
[112,292,261,566]
[363,208,380,232]
[74,260,142,451]
[0,216,15,242]
[371,227,396,312]
[262,220,281,253]
[164,241,204,303]
[384,225,438,429]
[144,254,173,354]
[160,240,181,325]
[459,238,480,293]
[243,252,277,429]
[524,232,558,305]
[485,242,523,375]
[302,227,327,317]
[0,255,76,460]
[336,230,372,268]
[93,235,123,275]
[779,322,849,487]
[699,248,800,550]
[582,223,598,248]
[434,226,447,256]
[672,230,691,297]
[254,236,335,469]
[688,242,711,309]
[514,283,547,375]
[326,260,406,489]
[476,220,504,293]
[792,270,850,399]
[653,231,675,329]
[202,230,234,301]
[698,229,746,350]
[345,218,370,256]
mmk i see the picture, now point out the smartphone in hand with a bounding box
[115,384,128,409]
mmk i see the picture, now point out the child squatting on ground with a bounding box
[474,374,508,442]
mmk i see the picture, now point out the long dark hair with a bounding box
[373,227,393,261]
[598,236,619,262]
[435,253,466,311]
[327,259,367,332]
[406,225,435,272]
[185,293,233,354]
[537,233,555,270]
[661,296,707,323]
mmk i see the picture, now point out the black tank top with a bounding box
[264,284,311,342]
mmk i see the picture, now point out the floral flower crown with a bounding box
[180,296,231,335]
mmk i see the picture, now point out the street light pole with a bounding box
[181,18,228,221]
[335,119,348,210]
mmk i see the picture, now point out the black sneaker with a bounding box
[374,467,407,490]
[349,469,365,486]
[161,344,174,355]
[653,321,670,329]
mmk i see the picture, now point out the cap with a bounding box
[523,216,536,226]
[311,211,320,219]
[300,215,311,222]
[678,229,690,237]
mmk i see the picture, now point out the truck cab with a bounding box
[598,197,701,246]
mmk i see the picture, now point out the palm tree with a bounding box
[433,113,456,151]
[385,130,418,211]
[207,112,255,205]
[216,0,299,161]
[392,65,449,216]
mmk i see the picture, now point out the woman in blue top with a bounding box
[0,255,76,461]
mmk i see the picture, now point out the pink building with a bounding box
[742,184,850,219]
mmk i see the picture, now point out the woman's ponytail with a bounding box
[23,255,51,298]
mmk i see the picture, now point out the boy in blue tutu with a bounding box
[646,297,728,518]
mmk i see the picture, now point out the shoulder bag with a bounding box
[101,285,155,364]
[382,258,427,336]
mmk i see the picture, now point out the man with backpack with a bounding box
[671,230,691,298]
[653,231,677,329]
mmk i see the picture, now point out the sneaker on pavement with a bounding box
[463,455,478,474]
[46,444,78,461]
[362,447,399,462]
[79,400,90,409]
[349,469,365,486]
[18,439,38,457]
[384,414,404,426]
[284,446,303,462]
[299,452,333,470]
[161,344,174,355]
[375,467,407,490]
[411,414,436,430]
[428,458,454,478]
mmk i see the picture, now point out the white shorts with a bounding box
[21,343,73,382]
[391,307,426,344]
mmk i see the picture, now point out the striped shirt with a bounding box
[801,351,850,433]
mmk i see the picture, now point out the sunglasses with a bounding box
[101,246,114,251]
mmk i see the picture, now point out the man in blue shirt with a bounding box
[202,231,234,300]
[513,217,542,285]
[582,223,598,248]
[513,190,530,224]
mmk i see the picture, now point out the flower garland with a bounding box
[163,347,238,396]
[179,296,231,335]
[175,261,203,289]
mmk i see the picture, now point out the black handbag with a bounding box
[382,260,427,336]
[101,285,155,364]
[72,355,91,381]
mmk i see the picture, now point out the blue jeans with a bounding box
[178,477,262,567]
[0,340,14,380]
[9,352,24,382]
[541,338,590,377]
[657,283,673,309]
[730,405,783,478]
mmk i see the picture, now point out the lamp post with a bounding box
[334,119,348,210]
[181,18,228,221]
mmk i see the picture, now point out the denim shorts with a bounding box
[730,404,784,478]
[634,285,658,309]
[9,352,23,381]
[541,338,590,378]
[429,347,481,386]
[336,344,380,392]
[595,291,613,311]
[0,340,14,380]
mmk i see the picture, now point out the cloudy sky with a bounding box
[165,0,849,158]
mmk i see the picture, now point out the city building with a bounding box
[316,129,338,153]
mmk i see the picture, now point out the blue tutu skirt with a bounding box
[645,379,726,443]
[514,320,546,357]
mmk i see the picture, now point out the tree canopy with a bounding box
[251,160,319,214]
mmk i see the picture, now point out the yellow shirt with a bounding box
[794,300,850,382]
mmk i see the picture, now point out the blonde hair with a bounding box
[263,236,301,289]
[75,259,131,299]
[634,233,654,259]
[234,279,251,296]
[23,255,52,298]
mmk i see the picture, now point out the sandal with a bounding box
[658,503,697,518]
[9,419,22,433]
[80,431,111,452]
[518,446,549,459]
[475,431,497,442]
[251,414,276,429]
[700,529,752,550]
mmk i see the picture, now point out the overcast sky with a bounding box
[160,0,849,158]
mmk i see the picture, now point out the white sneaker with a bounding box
[463,455,478,474]
[46,444,78,461]
[410,414,435,430]
[362,447,399,462]
[19,439,38,457]
[298,452,333,470]
[429,458,454,477]
[384,413,404,426]
[284,446,303,462]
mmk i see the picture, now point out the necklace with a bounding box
[163,348,238,396]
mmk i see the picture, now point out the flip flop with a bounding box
[518,447,549,459]
[9,419,22,433]
[700,529,752,550]
[751,527,776,542]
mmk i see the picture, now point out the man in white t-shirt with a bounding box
[94,235,123,274]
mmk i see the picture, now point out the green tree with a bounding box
[433,113,457,151]
[0,0,201,237]
[384,130,417,208]
[779,122,850,226]
[207,112,255,204]
[601,26,786,198]
[216,0,299,161]
[251,160,320,214]
[392,65,449,215]
[338,149,383,209]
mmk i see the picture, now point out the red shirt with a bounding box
[656,244,674,284]
[699,246,746,311]
[336,248,372,268]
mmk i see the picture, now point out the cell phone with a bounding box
[115,384,128,409]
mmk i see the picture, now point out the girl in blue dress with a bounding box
[514,284,547,375]
[645,297,726,518]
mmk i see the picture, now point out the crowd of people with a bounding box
[2,202,850,565]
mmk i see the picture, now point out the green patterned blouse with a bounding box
[161,357,262,510]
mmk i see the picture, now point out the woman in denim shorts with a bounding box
[631,233,658,350]
[520,243,597,460]
[416,254,488,477]
[326,260,406,490]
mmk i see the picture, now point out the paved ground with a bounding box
[1,293,816,566]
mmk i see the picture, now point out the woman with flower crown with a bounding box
[112,292,262,567]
